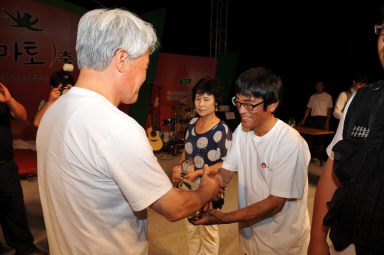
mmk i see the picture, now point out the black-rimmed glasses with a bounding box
[374,23,384,35]
[231,96,264,111]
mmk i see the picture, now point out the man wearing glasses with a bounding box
[192,67,311,255]
[308,7,384,255]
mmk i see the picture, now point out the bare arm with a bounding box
[308,158,340,255]
[191,168,287,225]
[151,164,226,222]
[171,150,185,183]
[324,108,332,130]
[33,86,62,127]
[192,193,286,225]
[299,108,311,126]
[33,101,54,127]
[33,101,53,127]
[183,161,224,181]
[7,97,27,121]
[0,83,27,121]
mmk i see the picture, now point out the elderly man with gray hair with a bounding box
[36,8,223,255]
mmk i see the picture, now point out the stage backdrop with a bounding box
[0,0,82,139]
[1,0,166,139]
[148,52,217,137]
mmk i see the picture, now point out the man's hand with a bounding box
[184,169,201,181]
[190,207,226,225]
[151,165,225,222]
[0,82,11,103]
[199,164,226,202]
[47,85,63,103]
[171,164,181,183]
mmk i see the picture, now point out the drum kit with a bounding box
[161,106,196,155]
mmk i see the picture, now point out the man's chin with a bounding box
[241,122,253,132]
[124,95,139,105]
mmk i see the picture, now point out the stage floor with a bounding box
[1,152,320,255]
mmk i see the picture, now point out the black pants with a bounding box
[0,160,35,253]
[305,116,327,159]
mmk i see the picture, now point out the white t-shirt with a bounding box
[222,120,310,255]
[36,87,172,255]
[333,88,355,120]
[326,94,355,159]
[307,92,333,116]
[326,95,357,255]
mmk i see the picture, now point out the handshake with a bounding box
[172,160,227,222]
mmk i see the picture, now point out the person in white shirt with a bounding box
[191,67,311,255]
[298,81,333,161]
[333,73,368,120]
[299,81,333,130]
[36,8,223,255]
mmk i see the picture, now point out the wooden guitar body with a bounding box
[147,126,163,151]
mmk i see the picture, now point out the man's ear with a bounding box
[268,100,279,113]
[114,49,131,73]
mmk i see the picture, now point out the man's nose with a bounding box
[238,104,247,114]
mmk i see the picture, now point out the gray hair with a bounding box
[76,8,158,71]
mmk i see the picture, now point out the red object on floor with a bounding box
[13,149,37,175]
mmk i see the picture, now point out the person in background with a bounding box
[171,78,232,255]
[0,82,44,255]
[298,81,333,162]
[308,6,384,255]
[33,64,75,127]
[36,8,223,255]
[192,67,311,255]
[333,72,368,120]
[299,81,333,130]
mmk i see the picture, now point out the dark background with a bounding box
[64,0,384,128]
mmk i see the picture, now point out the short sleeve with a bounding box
[333,92,347,119]
[307,95,314,108]
[326,93,355,159]
[222,126,239,172]
[98,124,172,211]
[216,122,232,161]
[270,138,309,199]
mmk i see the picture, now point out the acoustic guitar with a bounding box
[147,97,163,151]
